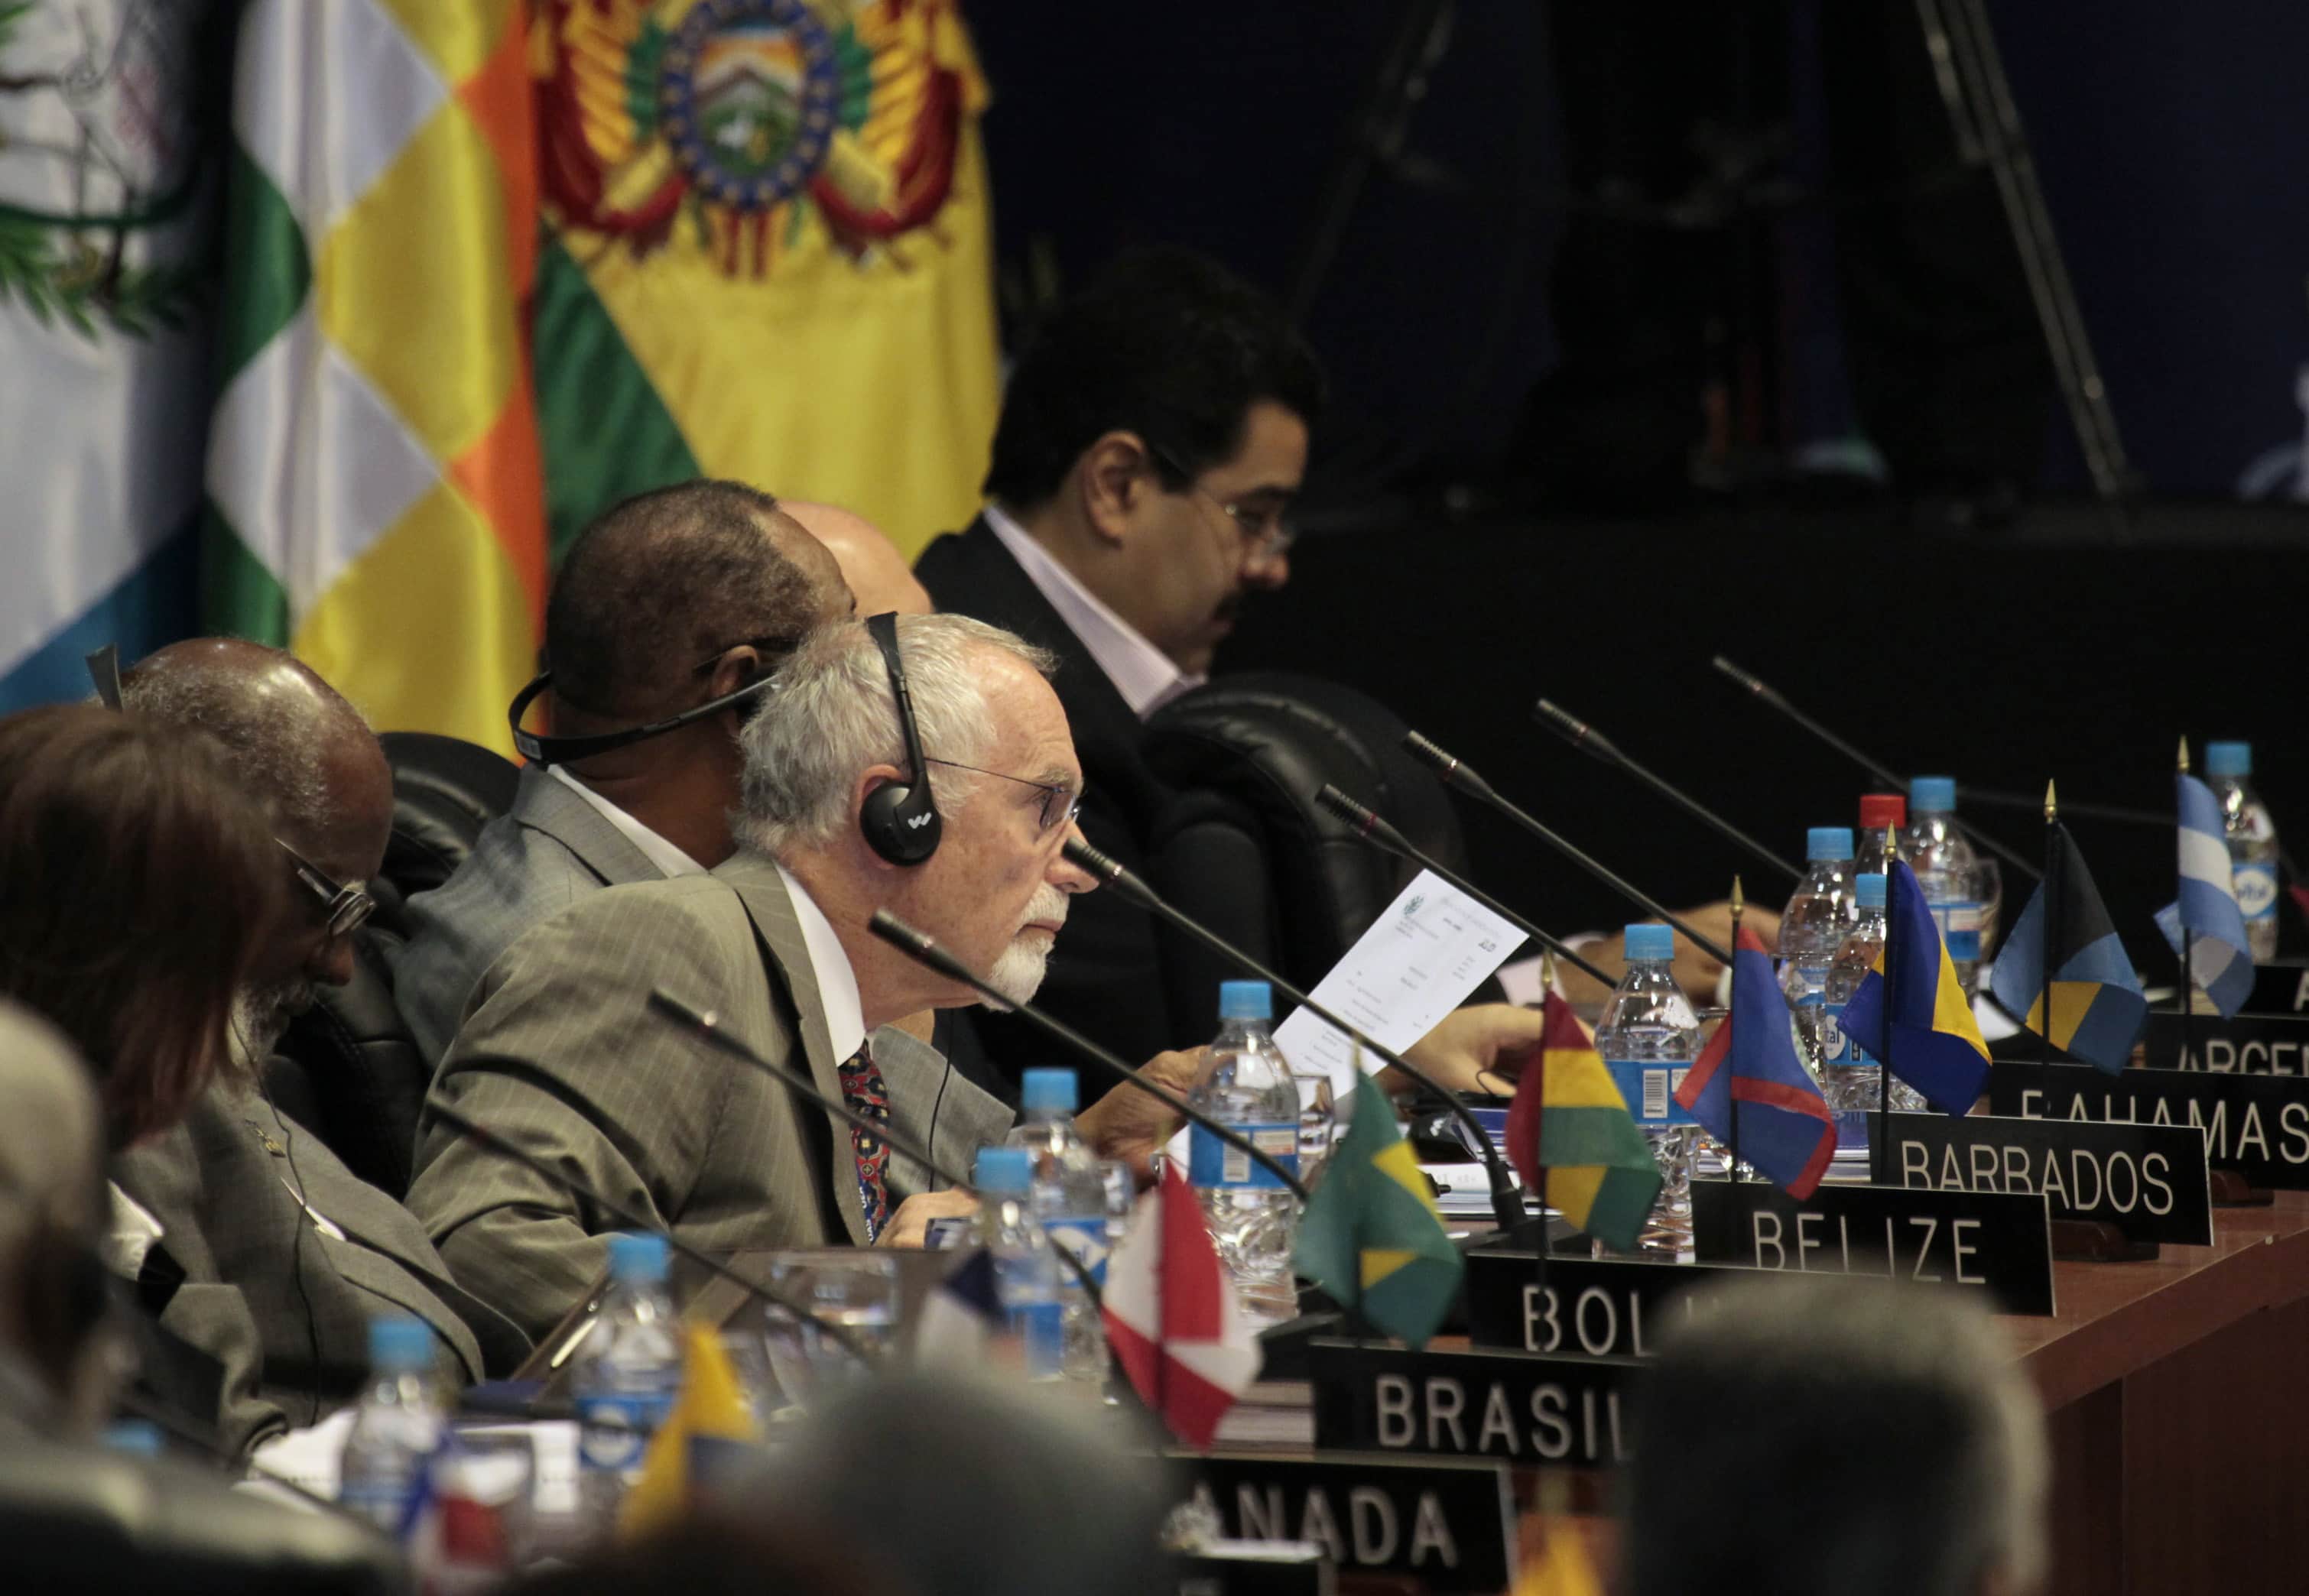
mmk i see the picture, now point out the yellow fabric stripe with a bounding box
[1374,1139,1443,1218]
[1361,1248,1415,1289]
[1931,946,1991,1059]
[317,101,518,462]
[1541,1046,1627,1112]
[372,0,515,83]
[292,480,534,751]
[2027,981,2103,1050]
[1547,1166,1606,1226]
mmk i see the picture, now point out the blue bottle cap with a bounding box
[1625,923,1674,963]
[2207,741,2252,778]
[974,1146,1033,1193]
[1019,1068,1078,1113]
[1909,776,1957,813]
[1806,826,1855,863]
[368,1314,435,1373]
[1219,980,1271,1021]
[1855,873,1887,909]
[606,1231,668,1285]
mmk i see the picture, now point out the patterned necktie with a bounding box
[837,1038,893,1243]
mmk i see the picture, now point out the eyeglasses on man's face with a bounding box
[924,758,1084,835]
[1147,442,1297,562]
[277,841,375,940]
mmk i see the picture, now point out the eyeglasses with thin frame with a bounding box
[1145,442,1297,561]
[924,758,1084,835]
[276,840,376,939]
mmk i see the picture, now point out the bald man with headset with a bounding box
[408,614,1192,1341]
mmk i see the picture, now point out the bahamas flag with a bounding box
[1675,928,1837,1198]
[2154,771,2257,1017]
[530,1,1000,560]
[1836,861,1992,1114]
[203,0,547,752]
[1990,825,2147,1073]
[1502,993,1661,1253]
[1293,1082,1463,1348]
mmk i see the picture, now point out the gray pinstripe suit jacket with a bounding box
[404,851,1011,1341]
[395,764,664,1068]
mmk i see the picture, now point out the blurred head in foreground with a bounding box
[1619,1275,2049,1596]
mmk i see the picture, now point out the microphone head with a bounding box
[1060,833,1123,883]
[868,908,937,959]
[1712,655,1772,698]
[1533,699,1617,763]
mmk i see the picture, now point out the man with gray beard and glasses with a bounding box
[112,641,528,1453]
[408,614,1197,1341]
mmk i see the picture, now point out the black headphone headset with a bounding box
[857,611,943,865]
[505,641,793,767]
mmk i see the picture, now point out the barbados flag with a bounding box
[1292,1082,1463,1348]
[1675,928,1837,1198]
[1836,861,1992,1114]
[2154,772,2256,1017]
[1990,825,2147,1073]
[1503,993,1662,1253]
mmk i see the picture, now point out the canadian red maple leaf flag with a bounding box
[1100,1166,1265,1448]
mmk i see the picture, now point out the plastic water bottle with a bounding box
[1594,925,1701,1259]
[338,1315,447,1535]
[1005,1069,1109,1384]
[2207,741,2281,962]
[1187,980,1303,1322]
[1856,793,1906,871]
[970,1147,1066,1380]
[569,1232,682,1515]
[1820,874,1925,1152]
[1905,777,1984,998]
[1781,826,1858,1070]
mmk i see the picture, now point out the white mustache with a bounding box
[1013,883,1070,936]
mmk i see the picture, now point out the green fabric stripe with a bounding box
[531,232,700,563]
[199,499,290,644]
[213,141,310,389]
[1540,1101,1656,1173]
[1577,1166,1664,1256]
[1360,1257,1463,1348]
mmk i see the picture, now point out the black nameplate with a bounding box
[1463,1254,1749,1356]
[2141,1010,2309,1073]
[2241,962,2309,1016]
[1307,1341,1636,1469]
[1989,1059,2309,1189]
[1174,1548,1330,1596]
[1880,1111,2212,1244]
[1690,1178,2056,1315]
[1180,1453,1513,1592]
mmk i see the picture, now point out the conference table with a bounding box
[1300,1189,2309,1594]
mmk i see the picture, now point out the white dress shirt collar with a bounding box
[103,1182,164,1277]
[549,764,705,878]
[773,861,867,1062]
[982,503,1206,719]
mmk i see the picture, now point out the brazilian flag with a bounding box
[1292,1082,1465,1348]
[1989,823,2148,1075]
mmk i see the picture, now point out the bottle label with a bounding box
[576,1390,671,1471]
[2235,861,2278,923]
[1928,900,1983,962]
[1011,1300,1065,1379]
[1821,1004,1874,1068]
[1043,1215,1111,1286]
[1791,962,1829,1004]
[1603,1059,1697,1127]
[1833,1108,1872,1152]
[1189,1123,1299,1189]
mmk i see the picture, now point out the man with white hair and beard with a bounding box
[112,640,528,1449]
[408,613,1193,1341]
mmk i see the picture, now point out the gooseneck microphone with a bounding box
[647,991,1104,1306]
[423,1095,882,1358]
[1388,743,1735,965]
[866,910,1313,1204]
[1710,655,2042,881]
[1532,700,1802,884]
[1060,835,1525,1232]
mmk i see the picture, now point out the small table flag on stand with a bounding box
[2155,757,2257,1019]
[1674,926,1838,1198]
[1502,992,1662,1254]
[1836,860,1993,1114]
[1101,1166,1265,1450]
[1989,820,2147,1073]
[1292,1080,1464,1348]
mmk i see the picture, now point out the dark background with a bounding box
[970,1,2309,961]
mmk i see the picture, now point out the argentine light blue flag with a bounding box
[2154,773,2255,1017]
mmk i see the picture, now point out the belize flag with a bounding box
[1674,928,1838,1199]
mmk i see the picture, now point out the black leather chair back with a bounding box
[1141,673,1475,1030]
[373,732,520,930]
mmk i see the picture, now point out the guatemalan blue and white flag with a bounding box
[2155,772,2257,1017]
[0,2,216,711]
